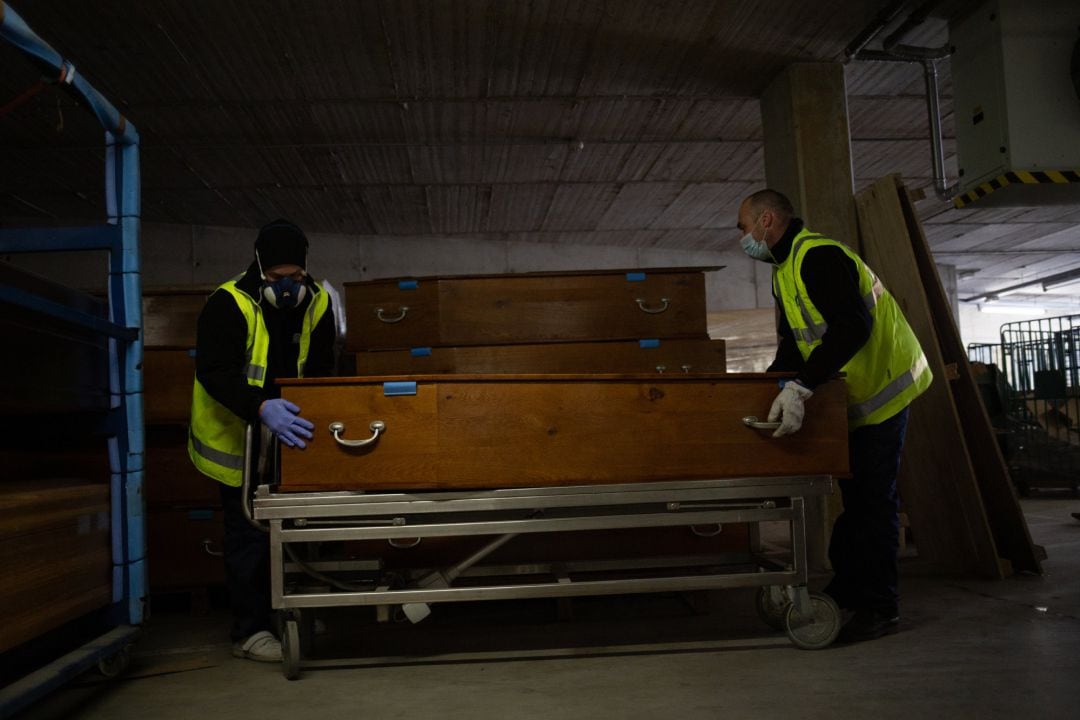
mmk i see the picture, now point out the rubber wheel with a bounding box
[97,644,132,678]
[755,586,790,631]
[784,592,841,650]
[282,618,301,680]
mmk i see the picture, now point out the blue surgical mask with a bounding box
[740,215,773,261]
[262,276,307,309]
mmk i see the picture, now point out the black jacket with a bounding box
[194,262,336,423]
[765,219,873,389]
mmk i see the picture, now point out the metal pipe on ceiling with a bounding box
[845,0,957,200]
[844,0,913,60]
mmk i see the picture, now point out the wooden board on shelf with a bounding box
[0,480,112,653]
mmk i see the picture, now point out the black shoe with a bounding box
[836,609,900,644]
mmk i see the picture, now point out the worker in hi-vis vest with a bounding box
[188,219,335,662]
[735,189,932,644]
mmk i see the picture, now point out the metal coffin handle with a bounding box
[329,420,386,448]
[742,415,781,430]
[635,297,669,314]
[375,306,409,323]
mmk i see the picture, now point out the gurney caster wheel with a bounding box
[784,592,840,650]
[98,644,132,678]
[755,586,790,631]
[282,617,301,680]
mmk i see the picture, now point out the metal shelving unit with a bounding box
[1,4,144,715]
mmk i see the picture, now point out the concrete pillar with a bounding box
[760,62,858,572]
[761,63,858,250]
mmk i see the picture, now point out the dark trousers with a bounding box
[220,483,272,642]
[827,406,910,617]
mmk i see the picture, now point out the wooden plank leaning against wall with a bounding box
[855,174,1041,579]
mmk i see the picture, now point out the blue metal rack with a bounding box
[1,3,144,714]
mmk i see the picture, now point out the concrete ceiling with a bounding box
[2,0,1079,308]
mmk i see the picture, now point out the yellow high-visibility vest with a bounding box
[188,279,329,485]
[773,228,932,428]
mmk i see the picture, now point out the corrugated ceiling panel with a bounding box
[723,143,766,181]
[575,1,719,96]
[309,102,408,144]
[0,148,103,194]
[484,184,557,232]
[657,228,729,251]
[131,105,246,146]
[359,185,432,234]
[596,182,683,231]
[296,146,414,186]
[650,183,735,229]
[643,143,749,182]
[612,144,668,182]
[560,98,692,142]
[426,185,493,234]
[487,0,604,96]
[559,144,636,183]
[852,140,940,179]
[408,144,566,184]
[674,99,763,141]
[541,183,621,231]
[381,0,495,98]
[845,61,924,97]
[176,147,282,189]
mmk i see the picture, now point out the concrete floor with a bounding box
[19,498,1080,720]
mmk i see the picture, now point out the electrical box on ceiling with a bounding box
[950,0,1080,208]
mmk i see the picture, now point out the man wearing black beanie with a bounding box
[188,219,336,662]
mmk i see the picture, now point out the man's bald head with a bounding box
[742,190,794,223]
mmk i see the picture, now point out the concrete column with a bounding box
[761,62,858,250]
[760,62,858,572]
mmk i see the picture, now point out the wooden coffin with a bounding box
[344,267,715,351]
[277,374,848,492]
[0,481,112,653]
[142,287,211,349]
[143,349,196,423]
[146,508,225,590]
[144,426,221,508]
[351,338,727,376]
[0,261,110,414]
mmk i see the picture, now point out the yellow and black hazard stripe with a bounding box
[954,169,1080,208]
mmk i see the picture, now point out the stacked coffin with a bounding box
[343,267,727,375]
[141,288,225,593]
[0,262,112,655]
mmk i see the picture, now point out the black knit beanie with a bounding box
[255,219,308,272]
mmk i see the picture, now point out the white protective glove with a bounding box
[767,381,814,437]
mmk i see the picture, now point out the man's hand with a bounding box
[259,398,315,448]
[767,381,814,438]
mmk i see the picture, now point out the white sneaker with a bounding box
[232,631,282,662]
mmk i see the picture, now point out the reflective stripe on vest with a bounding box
[189,429,245,470]
[847,353,930,422]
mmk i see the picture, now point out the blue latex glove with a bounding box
[767,381,814,438]
[259,398,315,448]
